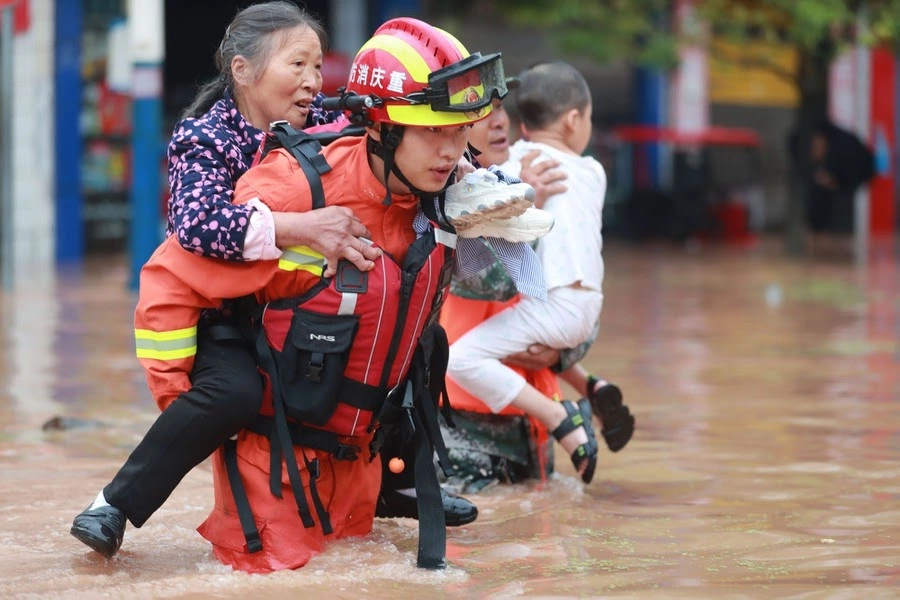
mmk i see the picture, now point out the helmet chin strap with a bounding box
[367,124,454,207]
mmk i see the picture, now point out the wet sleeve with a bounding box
[167,123,255,261]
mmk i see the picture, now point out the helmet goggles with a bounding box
[405,52,509,113]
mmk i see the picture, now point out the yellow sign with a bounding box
[709,37,798,107]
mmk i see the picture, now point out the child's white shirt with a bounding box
[502,140,605,292]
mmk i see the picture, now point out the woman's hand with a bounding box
[518,150,568,208]
[503,343,561,371]
[273,207,383,277]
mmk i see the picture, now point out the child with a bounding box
[448,61,632,484]
[440,87,633,491]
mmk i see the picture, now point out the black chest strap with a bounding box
[267,121,330,210]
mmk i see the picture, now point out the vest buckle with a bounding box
[307,352,325,382]
[333,443,360,461]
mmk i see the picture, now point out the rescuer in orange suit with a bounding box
[129,17,513,573]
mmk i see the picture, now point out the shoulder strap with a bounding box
[268,121,331,210]
[263,122,367,210]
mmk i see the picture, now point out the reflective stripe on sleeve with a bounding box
[135,326,198,360]
[278,245,326,276]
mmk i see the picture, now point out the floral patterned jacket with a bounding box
[165,91,342,260]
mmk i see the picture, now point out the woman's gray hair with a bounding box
[181,1,326,119]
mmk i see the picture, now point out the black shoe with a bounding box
[587,378,635,452]
[70,505,126,558]
[376,488,478,527]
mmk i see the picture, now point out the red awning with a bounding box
[613,125,762,147]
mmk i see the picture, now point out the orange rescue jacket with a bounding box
[134,134,455,572]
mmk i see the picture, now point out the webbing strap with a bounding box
[248,418,361,461]
[412,401,446,569]
[287,137,329,210]
[432,227,457,249]
[431,323,456,431]
[409,330,455,569]
[413,329,454,477]
[301,450,332,536]
[415,375,453,478]
[223,439,263,553]
[254,327,319,530]
[270,123,331,210]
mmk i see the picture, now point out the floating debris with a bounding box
[41,416,107,431]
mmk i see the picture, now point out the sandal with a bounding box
[551,398,599,484]
[587,377,635,452]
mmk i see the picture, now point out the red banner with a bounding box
[869,47,896,235]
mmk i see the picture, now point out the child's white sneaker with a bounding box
[444,168,535,231]
[457,206,554,243]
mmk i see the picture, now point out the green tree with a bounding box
[494,0,900,254]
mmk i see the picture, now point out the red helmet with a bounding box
[345,17,507,127]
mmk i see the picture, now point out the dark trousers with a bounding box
[104,329,264,527]
[105,327,412,527]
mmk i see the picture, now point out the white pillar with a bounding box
[669,0,709,136]
[9,0,55,287]
[0,5,13,290]
[127,0,163,65]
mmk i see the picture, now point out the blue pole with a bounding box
[129,64,163,290]
[127,0,164,290]
[634,67,666,188]
[54,0,83,263]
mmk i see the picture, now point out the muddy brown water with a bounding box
[1,238,898,598]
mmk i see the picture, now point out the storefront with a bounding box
[59,0,336,260]
[56,0,422,263]
[80,0,130,253]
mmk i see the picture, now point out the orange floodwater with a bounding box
[1,237,898,598]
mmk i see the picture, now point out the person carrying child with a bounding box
[447,61,634,486]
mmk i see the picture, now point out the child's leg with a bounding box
[448,286,600,411]
[507,383,594,479]
[447,287,602,480]
[102,328,264,527]
[559,362,591,396]
[556,335,635,453]
[559,362,613,396]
